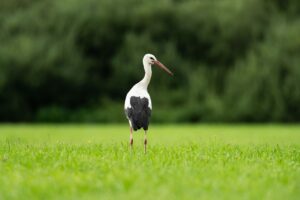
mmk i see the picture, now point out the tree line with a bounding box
[0,0,299,122]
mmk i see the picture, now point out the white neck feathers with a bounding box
[139,60,152,89]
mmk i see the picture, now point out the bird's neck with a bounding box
[139,61,152,89]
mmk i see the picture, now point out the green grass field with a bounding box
[0,124,299,200]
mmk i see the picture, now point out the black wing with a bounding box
[125,96,151,131]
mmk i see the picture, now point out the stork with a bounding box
[124,54,173,153]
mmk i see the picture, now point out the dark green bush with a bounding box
[224,18,300,122]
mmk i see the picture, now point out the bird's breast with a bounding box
[125,86,152,109]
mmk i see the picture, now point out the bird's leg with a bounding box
[144,130,147,154]
[130,127,133,150]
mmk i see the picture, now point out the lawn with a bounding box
[0,124,299,200]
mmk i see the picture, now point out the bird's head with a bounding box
[143,54,173,76]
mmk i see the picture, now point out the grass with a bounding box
[0,124,299,200]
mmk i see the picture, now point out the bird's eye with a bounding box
[150,57,154,60]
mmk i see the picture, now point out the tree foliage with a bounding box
[0,0,299,122]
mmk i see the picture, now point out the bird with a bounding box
[124,54,173,153]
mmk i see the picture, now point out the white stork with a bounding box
[124,54,173,153]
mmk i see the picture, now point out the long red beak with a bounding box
[154,60,173,76]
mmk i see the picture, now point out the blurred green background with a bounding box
[0,0,299,123]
